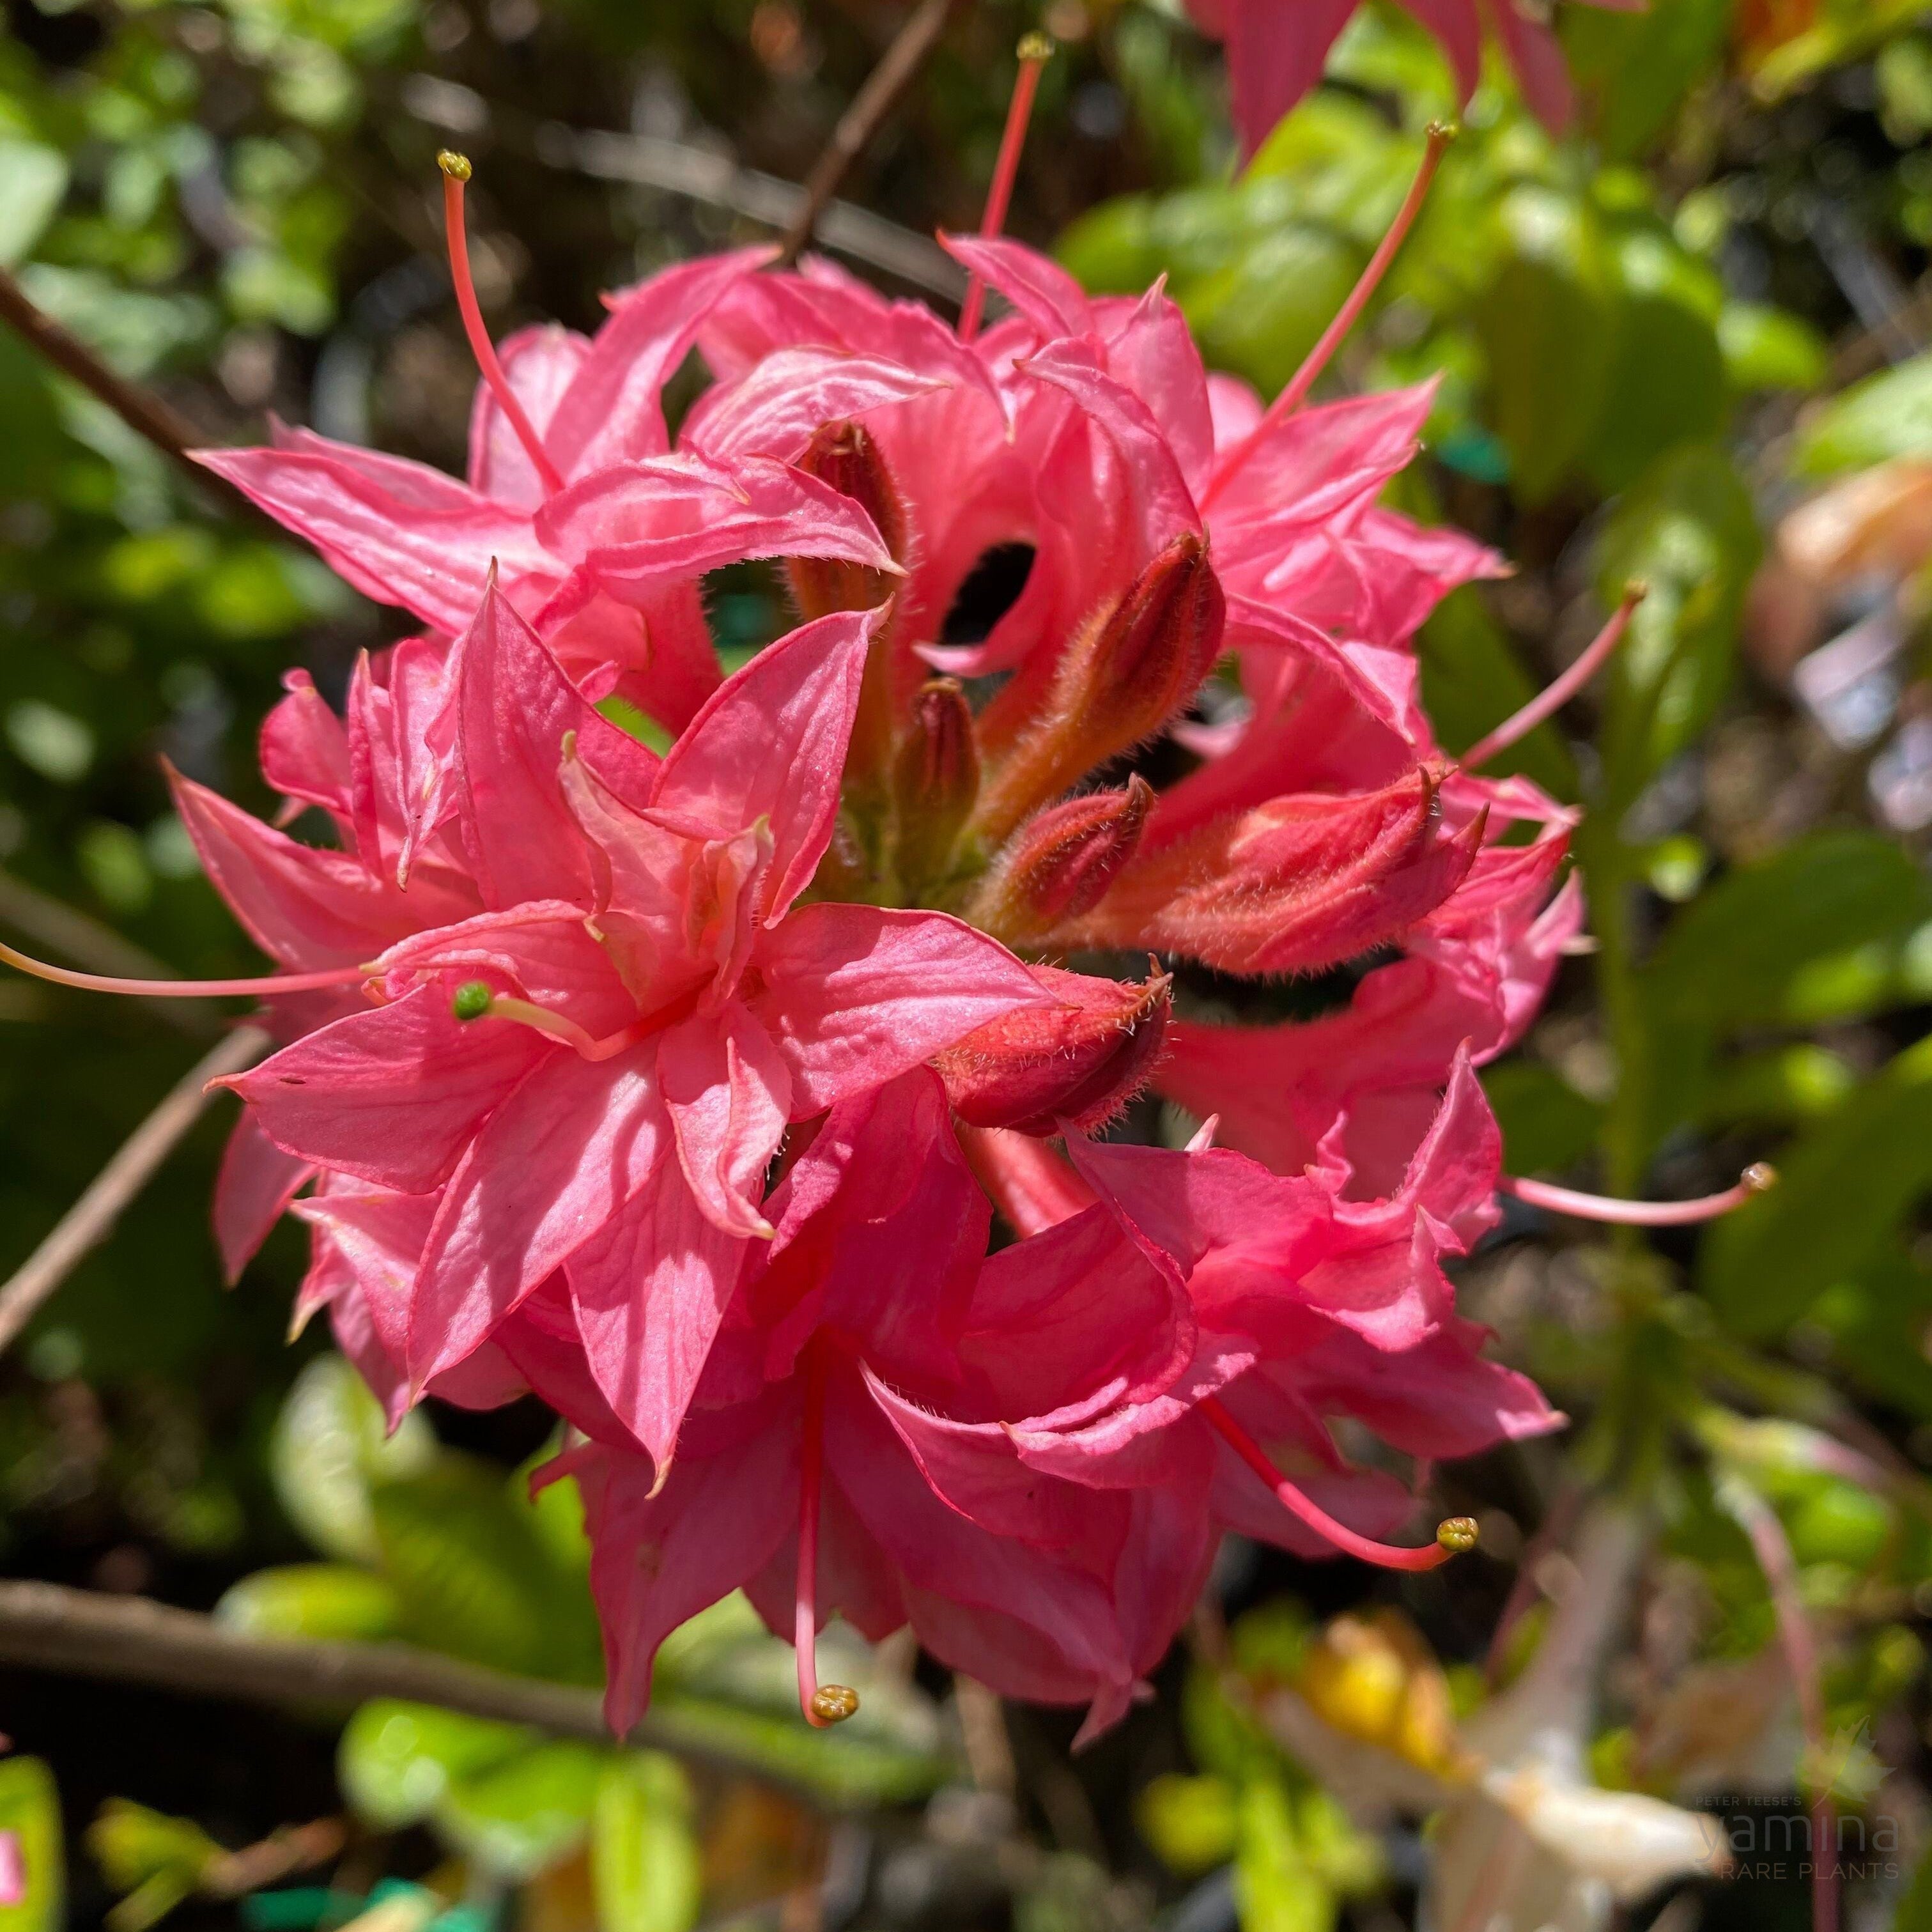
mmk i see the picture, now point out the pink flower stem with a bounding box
[1205,121,1453,510]
[1722,1476,1837,1932]
[438,154,565,495]
[0,940,371,1000]
[794,1344,858,1727]
[1499,1164,1775,1227]
[1199,1396,1458,1572]
[1462,583,1647,769]
[957,35,1054,343]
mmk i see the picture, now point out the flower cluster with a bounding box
[10,124,1699,1743]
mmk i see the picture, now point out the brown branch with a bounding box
[0,1580,817,1797]
[777,0,962,266]
[0,267,263,526]
[0,1025,268,1355]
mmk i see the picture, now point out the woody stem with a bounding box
[1200,1396,1453,1572]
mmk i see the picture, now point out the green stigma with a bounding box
[451,980,495,1022]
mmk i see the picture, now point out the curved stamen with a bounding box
[1462,582,1647,770]
[0,941,373,1000]
[957,34,1055,343]
[1200,1395,1472,1573]
[438,153,566,496]
[796,1345,858,1729]
[1499,1163,1776,1228]
[1205,122,1455,509]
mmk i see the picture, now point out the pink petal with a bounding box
[1101,286,1217,497]
[408,1044,670,1387]
[659,1005,792,1239]
[220,984,545,1194]
[938,236,1094,341]
[1221,0,1359,158]
[469,323,591,507]
[681,348,948,464]
[259,669,353,828]
[213,1109,314,1284]
[545,247,778,477]
[194,442,546,637]
[750,903,1050,1114]
[653,606,883,921]
[1398,0,1485,102]
[567,1157,753,1471]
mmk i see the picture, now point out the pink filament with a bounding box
[0,941,371,1000]
[441,162,566,495]
[957,41,1052,343]
[1462,584,1646,769]
[1200,1396,1451,1573]
[1205,123,1453,511]
[796,1346,835,1726]
[1499,1165,1775,1228]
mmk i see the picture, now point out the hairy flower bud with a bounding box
[975,533,1225,841]
[1065,768,1481,976]
[893,678,980,891]
[970,775,1154,945]
[785,419,908,621]
[934,964,1171,1136]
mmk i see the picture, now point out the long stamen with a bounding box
[1205,122,1454,509]
[449,983,651,1062]
[796,1345,858,1729]
[1462,582,1647,769]
[437,152,565,495]
[0,941,372,1000]
[1200,1396,1476,1573]
[1499,1163,1776,1228]
[957,35,1055,343]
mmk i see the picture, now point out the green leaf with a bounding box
[1813,1253,1932,1421]
[214,1564,403,1643]
[1232,1779,1334,1932]
[337,1701,532,1832]
[1560,0,1731,159]
[270,1354,437,1565]
[1644,831,1932,1030]
[1717,303,1829,394]
[435,1741,605,1883]
[1794,352,1932,477]
[0,1759,62,1932]
[1701,1034,1932,1336]
[87,1800,219,1932]
[1416,586,1576,799]
[1595,442,1761,798]
[369,1458,583,1679]
[591,1754,702,1932]
[1135,1773,1239,1878]
[0,143,68,268]
[1474,188,1617,504]
[1584,295,1726,496]
[1695,1045,1857,1130]
[1482,1061,1605,1175]
[1187,225,1362,399]
[1056,196,1163,297]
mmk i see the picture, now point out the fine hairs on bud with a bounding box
[969,775,1155,945]
[893,677,980,891]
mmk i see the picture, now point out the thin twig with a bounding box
[0,869,215,1037]
[0,1579,815,1797]
[777,0,961,265]
[0,1026,268,1355]
[0,268,265,526]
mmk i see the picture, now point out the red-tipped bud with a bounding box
[934,964,1171,1136]
[969,775,1154,945]
[893,678,980,891]
[786,419,908,621]
[1063,769,1481,977]
[975,533,1225,841]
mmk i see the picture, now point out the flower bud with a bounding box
[893,678,980,891]
[785,419,908,622]
[969,775,1154,945]
[934,964,1171,1136]
[1065,767,1481,977]
[975,533,1225,841]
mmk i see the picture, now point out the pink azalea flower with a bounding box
[220,585,1049,1467]
[1183,0,1650,157]
[559,1069,1213,1743]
